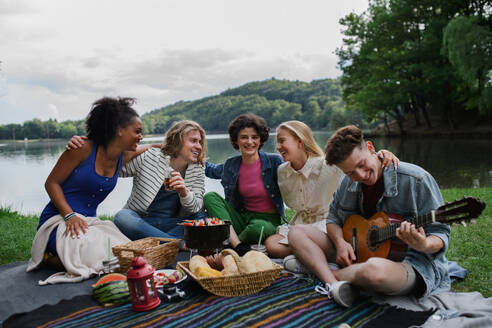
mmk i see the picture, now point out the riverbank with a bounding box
[368,112,492,137]
[1,187,490,297]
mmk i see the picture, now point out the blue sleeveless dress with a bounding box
[38,143,122,255]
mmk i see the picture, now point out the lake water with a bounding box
[1,132,491,215]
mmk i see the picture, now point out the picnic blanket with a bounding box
[373,291,492,328]
[3,274,434,328]
[0,261,97,326]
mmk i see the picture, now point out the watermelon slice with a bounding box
[92,273,126,287]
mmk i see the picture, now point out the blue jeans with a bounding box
[114,209,207,241]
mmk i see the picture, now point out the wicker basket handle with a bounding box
[221,249,246,273]
[112,247,145,257]
[112,237,180,253]
[153,237,181,244]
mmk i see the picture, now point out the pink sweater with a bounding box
[238,158,276,213]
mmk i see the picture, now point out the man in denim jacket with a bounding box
[288,125,450,308]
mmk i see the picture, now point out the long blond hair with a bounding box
[277,120,323,157]
[162,120,207,162]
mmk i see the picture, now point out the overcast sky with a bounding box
[0,0,368,124]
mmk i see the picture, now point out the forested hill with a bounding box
[140,78,364,134]
[0,78,369,140]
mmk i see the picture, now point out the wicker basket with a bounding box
[112,237,180,273]
[177,261,282,297]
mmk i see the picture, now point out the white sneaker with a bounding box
[315,281,359,308]
[283,255,310,274]
[331,281,359,307]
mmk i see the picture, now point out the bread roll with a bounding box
[221,254,239,276]
[189,255,210,273]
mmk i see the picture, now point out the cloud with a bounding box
[0,0,34,16]
[0,0,368,124]
[123,49,340,104]
[0,48,342,123]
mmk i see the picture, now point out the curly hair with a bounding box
[277,120,323,157]
[161,120,207,162]
[85,97,139,148]
[324,125,365,165]
[228,113,270,150]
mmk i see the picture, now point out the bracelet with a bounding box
[64,212,76,221]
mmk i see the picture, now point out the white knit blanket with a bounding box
[27,214,130,285]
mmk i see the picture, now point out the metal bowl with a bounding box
[182,221,231,250]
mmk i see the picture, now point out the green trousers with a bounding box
[203,192,281,244]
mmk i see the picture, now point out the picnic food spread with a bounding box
[189,255,223,277]
[182,217,224,226]
[221,249,275,273]
[189,249,275,278]
[154,269,185,287]
[178,249,282,296]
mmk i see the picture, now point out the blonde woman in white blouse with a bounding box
[266,121,399,258]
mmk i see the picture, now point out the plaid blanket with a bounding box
[5,274,433,328]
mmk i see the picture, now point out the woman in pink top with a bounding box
[204,114,285,255]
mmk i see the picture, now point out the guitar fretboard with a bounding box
[374,211,435,244]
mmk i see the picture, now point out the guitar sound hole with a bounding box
[367,227,379,252]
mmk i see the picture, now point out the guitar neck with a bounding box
[371,196,485,245]
[375,211,436,243]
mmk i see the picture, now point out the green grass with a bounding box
[0,188,490,297]
[0,210,113,265]
[0,207,39,265]
[442,188,491,297]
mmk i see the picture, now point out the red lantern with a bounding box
[126,256,161,311]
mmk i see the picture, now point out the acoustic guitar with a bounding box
[342,196,485,263]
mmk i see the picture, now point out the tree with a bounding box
[59,122,77,138]
[336,0,491,133]
[22,119,44,139]
[0,78,351,136]
[443,16,492,113]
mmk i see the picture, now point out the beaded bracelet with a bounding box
[64,212,76,221]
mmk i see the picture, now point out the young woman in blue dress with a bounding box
[35,97,148,269]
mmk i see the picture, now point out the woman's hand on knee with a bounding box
[64,215,88,238]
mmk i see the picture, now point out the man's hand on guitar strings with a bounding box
[395,221,428,252]
[335,239,357,267]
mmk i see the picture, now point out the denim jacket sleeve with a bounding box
[264,153,285,219]
[205,161,224,179]
[414,172,450,255]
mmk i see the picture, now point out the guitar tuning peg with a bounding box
[460,221,467,227]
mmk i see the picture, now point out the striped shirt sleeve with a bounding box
[179,163,205,214]
[120,151,145,177]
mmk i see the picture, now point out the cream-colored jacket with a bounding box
[277,156,343,243]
